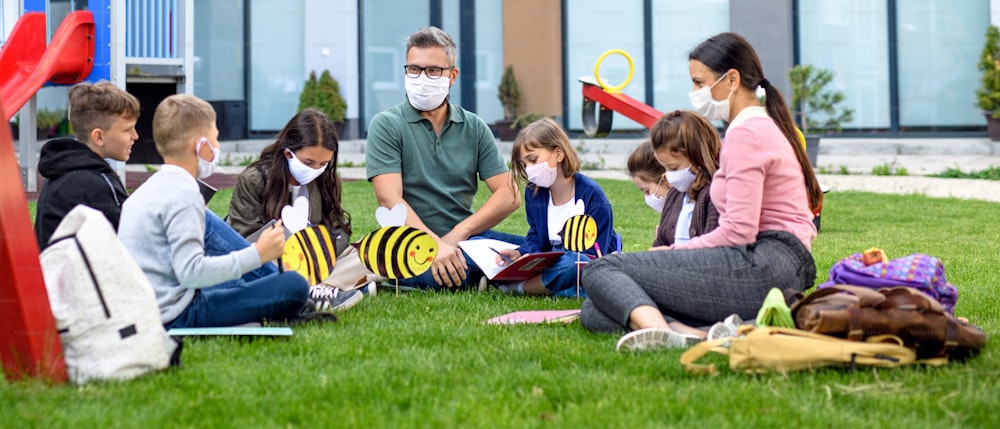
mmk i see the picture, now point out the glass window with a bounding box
[798,0,889,130]
[362,0,429,131]
[651,1,729,116]
[249,0,304,131]
[194,0,245,101]
[473,0,503,124]
[897,0,990,128]
[565,0,647,131]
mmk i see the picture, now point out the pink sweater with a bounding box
[673,107,816,251]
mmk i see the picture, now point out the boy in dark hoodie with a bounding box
[34,81,140,250]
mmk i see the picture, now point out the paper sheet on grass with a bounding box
[458,238,563,281]
[486,309,581,325]
[166,327,294,336]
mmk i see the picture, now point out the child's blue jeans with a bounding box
[164,211,309,329]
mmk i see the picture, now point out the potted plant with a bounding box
[976,25,1000,141]
[788,64,854,166]
[35,108,65,141]
[299,70,348,138]
[495,65,521,141]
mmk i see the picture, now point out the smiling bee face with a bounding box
[358,226,437,279]
[405,233,438,271]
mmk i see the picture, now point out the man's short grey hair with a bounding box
[406,26,457,66]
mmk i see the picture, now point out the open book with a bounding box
[458,238,563,281]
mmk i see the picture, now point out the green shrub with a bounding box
[497,65,520,120]
[511,112,547,129]
[299,70,347,122]
[788,64,854,134]
[977,25,1000,117]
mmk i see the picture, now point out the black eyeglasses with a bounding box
[403,64,454,79]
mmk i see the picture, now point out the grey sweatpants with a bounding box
[580,230,815,333]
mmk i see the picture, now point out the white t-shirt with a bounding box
[547,195,577,244]
[674,193,695,245]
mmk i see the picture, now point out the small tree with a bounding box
[497,65,520,121]
[299,70,347,123]
[976,25,1000,118]
[788,64,854,134]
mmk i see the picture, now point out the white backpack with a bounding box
[40,206,178,384]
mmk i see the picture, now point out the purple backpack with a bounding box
[820,252,958,314]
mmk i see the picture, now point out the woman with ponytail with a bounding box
[581,32,818,351]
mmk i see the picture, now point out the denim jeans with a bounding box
[397,229,525,290]
[164,211,309,329]
[540,247,593,298]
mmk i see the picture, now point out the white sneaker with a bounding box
[308,285,364,313]
[615,328,701,352]
[707,314,744,341]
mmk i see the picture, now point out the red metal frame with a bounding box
[581,81,663,129]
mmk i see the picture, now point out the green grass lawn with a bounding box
[5,178,999,428]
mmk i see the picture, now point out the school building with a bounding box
[8,0,1000,140]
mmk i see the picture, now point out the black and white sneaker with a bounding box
[308,285,364,313]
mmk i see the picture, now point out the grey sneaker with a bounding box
[308,285,363,313]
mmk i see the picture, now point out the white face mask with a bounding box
[196,138,220,179]
[665,167,697,192]
[285,149,327,186]
[644,177,667,212]
[645,193,666,213]
[525,162,558,188]
[688,73,732,121]
[405,73,451,111]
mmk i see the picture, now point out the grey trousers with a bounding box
[580,230,815,334]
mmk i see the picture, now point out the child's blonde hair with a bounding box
[626,139,664,184]
[152,94,216,156]
[510,117,580,186]
[68,81,140,144]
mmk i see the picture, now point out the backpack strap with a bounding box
[680,337,731,374]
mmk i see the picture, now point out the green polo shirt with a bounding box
[366,102,508,237]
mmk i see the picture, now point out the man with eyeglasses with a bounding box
[366,26,523,290]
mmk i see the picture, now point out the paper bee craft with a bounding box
[562,214,597,253]
[281,225,338,286]
[355,204,437,279]
[279,196,337,285]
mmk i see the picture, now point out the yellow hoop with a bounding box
[593,49,634,93]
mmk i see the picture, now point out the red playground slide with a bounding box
[0,11,95,122]
[580,76,663,138]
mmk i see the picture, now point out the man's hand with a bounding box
[431,239,467,288]
[255,220,286,263]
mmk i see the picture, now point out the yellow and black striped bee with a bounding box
[355,203,437,279]
[562,214,597,252]
[357,225,437,279]
[281,224,338,286]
